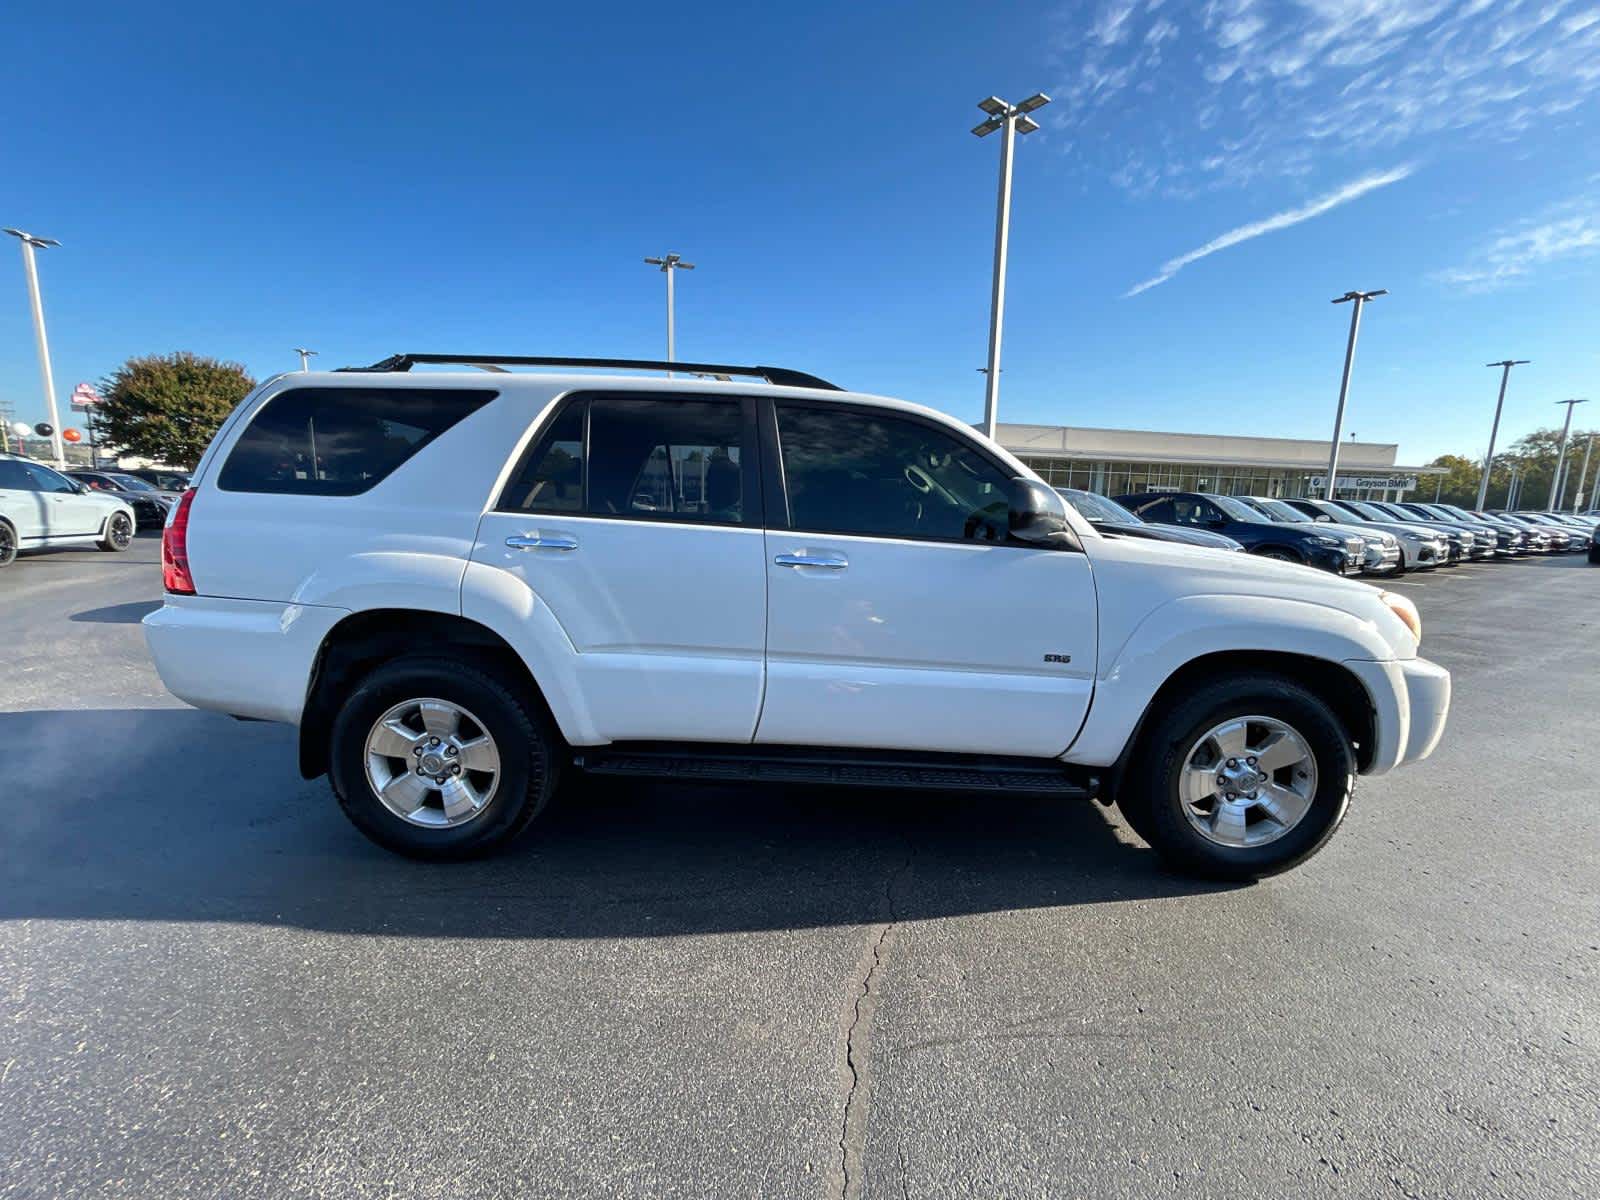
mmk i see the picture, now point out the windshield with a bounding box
[108,473,156,491]
[1060,488,1139,524]
[1207,494,1261,522]
[1252,498,1309,523]
[1342,500,1388,520]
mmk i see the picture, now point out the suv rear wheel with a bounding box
[1118,673,1354,880]
[329,656,559,859]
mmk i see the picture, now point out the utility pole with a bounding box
[1572,433,1596,511]
[1547,398,1588,510]
[3,228,65,465]
[294,348,318,372]
[1323,289,1387,499]
[971,92,1050,441]
[1476,359,1528,510]
[643,253,694,376]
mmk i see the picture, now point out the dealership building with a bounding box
[996,423,1443,501]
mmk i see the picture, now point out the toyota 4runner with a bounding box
[143,355,1451,879]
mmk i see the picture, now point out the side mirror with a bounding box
[1007,477,1073,544]
[75,482,92,495]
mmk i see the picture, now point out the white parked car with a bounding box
[0,452,136,565]
[143,356,1451,879]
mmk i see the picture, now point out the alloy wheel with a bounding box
[1177,715,1318,848]
[363,697,502,828]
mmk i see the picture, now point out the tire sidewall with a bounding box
[329,659,553,858]
[0,519,15,567]
[1134,676,1354,879]
[101,511,134,551]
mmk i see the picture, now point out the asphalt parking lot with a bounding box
[2,539,1596,1199]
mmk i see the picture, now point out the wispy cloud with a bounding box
[1433,204,1600,291]
[1125,164,1414,296]
[1055,0,1600,195]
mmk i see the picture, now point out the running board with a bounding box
[572,744,1099,799]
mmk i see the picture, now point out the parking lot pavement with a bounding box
[2,545,1596,1200]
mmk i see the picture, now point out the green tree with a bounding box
[1490,426,1599,509]
[96,352,256,468]
[1422,453,1482,506]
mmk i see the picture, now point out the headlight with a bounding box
[1310,534,1343,547]
[1379,590,1422,645]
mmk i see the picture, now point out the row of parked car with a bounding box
[1061,487,1600,571]
[0,452,191,566]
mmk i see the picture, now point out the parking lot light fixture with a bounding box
[1547,398,1588,510]
[1477,360,1529,510]
[3,227,66,465]
[1323,289,1386,500]
[972,91,1049,441]
[1573,434,1596,512]
[294,348,318,372]
[643,253,694,376]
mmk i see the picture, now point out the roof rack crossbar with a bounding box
[338,354,842,391]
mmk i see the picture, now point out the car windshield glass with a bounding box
[1208,495,1259,522]
[1344,501,1387,519]
[1061,489,1138,524]
[1253,498,1309,522]
[107,474,156,491]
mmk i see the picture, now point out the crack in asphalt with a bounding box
[834,846,913,1200]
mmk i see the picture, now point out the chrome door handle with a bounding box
[505,534,578,552]
[774,552,847,569]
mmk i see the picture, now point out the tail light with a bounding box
[162,488,197,594]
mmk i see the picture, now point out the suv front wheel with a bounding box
[1119,673,1354,880]
[329,656,559,859]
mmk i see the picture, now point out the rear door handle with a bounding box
[506,534,578,552]
[774,552,847,569]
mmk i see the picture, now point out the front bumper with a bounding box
[1362,544,1402,573]
[1307,545,1363,575]
[1343,656,1452,776]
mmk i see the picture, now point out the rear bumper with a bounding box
[143,595,349,724]
[1343,656,1452,777]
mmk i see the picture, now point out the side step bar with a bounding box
[572,744,1099,799]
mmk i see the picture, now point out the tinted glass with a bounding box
[219,387,493,496]
[108,474,156,491]
[0,460,36,490]
[22,462,77,494]
[1207,495,1260,522]
[1255,498,1309,522]
[500,402,584,512]
[1169,496,1224,526]
[587,398,744,522]
[1127,496,1174,521]
[777,406,1009,541]
[500,396,748,524]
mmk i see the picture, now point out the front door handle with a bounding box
[506,534,578,552]
[774,552,847,569]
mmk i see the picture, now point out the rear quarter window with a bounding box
[217,387,494,496]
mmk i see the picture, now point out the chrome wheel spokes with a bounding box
[364,697,501,829]
[1177,715,1318,848]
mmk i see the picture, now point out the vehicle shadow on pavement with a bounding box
[69,600,163,624]
[0,708,1236,938]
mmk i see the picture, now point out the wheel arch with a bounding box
[1251,543,1306,562]
[298,608,562,780]
[1103,650,1378,798]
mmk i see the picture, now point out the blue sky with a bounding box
[2,0,1598,463]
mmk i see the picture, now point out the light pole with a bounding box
[1572,433,1596,511]
[972,92,1049,441]
[1323,289,1386,499]
[1476,359,1528,510]
[643,253,694,375]
[1547,398,1588,510]
[3,227,65,465]
[294,348,318,372]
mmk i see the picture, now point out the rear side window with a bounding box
[499,394,751,525]
[218,387,494,496]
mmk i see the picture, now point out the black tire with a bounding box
[1589,545,1600,564]
[1117,673,1355,881]
[0,518,15,567]
[329,656,560,860]
[98,511,134,552]
[1256,548,1301,563]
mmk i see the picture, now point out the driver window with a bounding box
[775,405,1010,542]
[1171,497,1218,526]
[24,463,77,494]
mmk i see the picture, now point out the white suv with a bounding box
[0,453,136,565]
[143,355,1451,878]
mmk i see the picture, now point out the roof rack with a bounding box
[338,353,842,391]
